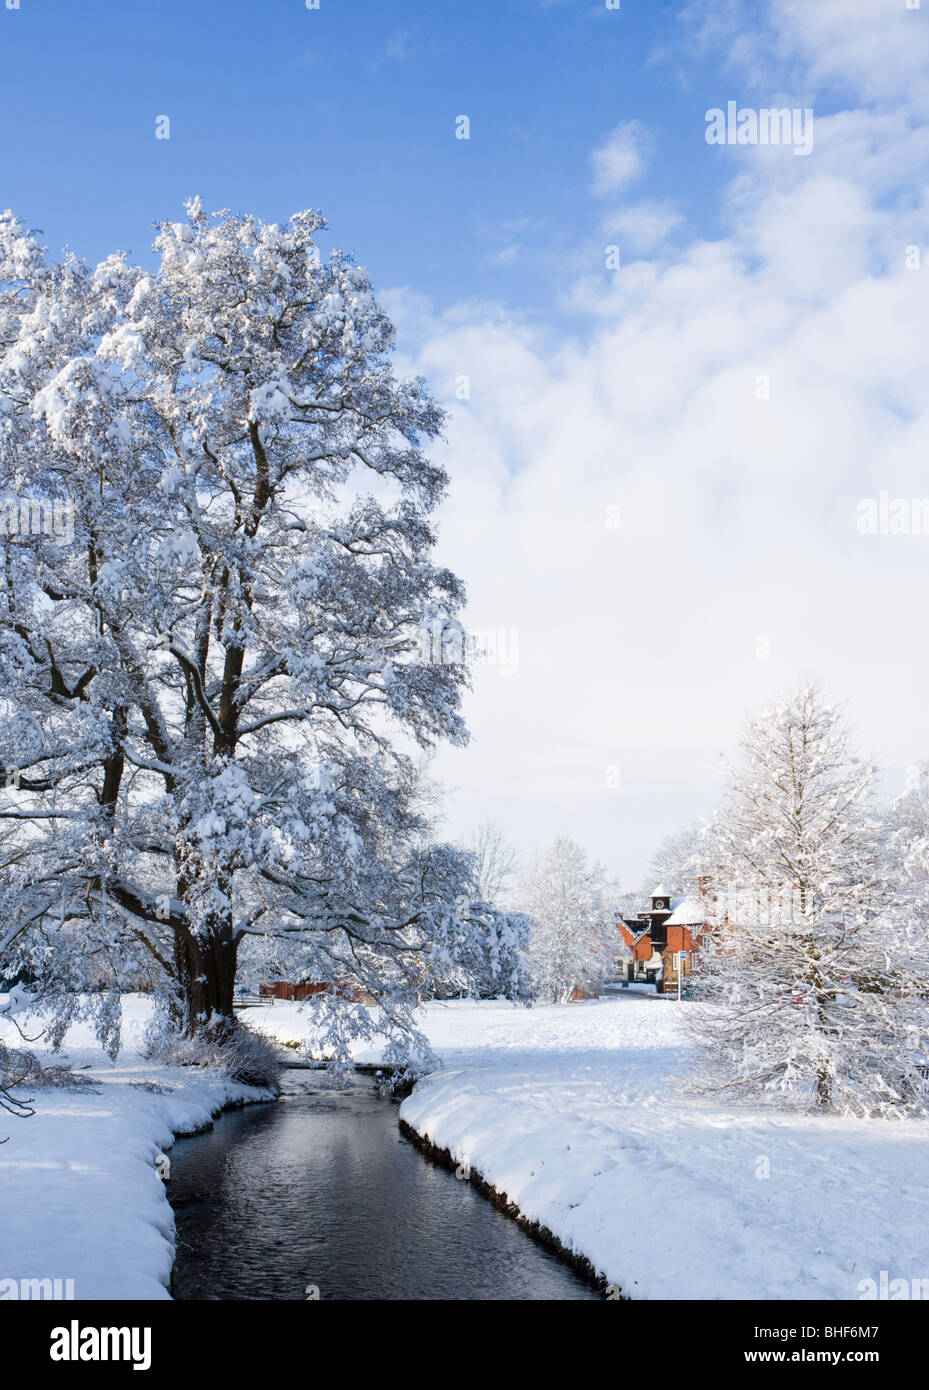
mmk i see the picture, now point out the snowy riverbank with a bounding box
[0,996,271,1300]
[4,991,929,1301]
[252,991,929,1300]
[398,995,929,1300]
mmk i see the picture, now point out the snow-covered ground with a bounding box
[4,991,928,1300]
[254,991,929,1300]
[0,996,269,1300]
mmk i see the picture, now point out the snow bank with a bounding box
[394,995,929,1301]
[6,992,928,1302]
[0,996,271,1300]
[248,992,929,1298]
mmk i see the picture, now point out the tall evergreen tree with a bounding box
[692,682,929,1116]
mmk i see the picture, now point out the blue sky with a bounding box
[3,0,928,889]
[3,0,730,318]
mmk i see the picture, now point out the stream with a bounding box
[169,1069,599,1301]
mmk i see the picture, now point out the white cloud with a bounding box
[600,200,684,254]
[684,0,929,111]
[385,30,413,63]
[767,0,929,109]
[385,1,929,888]
[590,119,653,195]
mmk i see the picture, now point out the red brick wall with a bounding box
[617,921,638,949]
[666,925,696,953]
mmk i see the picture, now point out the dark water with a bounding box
[169,1070,598,1301]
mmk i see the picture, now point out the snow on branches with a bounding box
[689,682,929,1118]
[520,836,619,1003]
[0,202,498,1067]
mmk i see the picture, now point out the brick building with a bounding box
[617,885,706,994]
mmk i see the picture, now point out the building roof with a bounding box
[618,915,651,940]
[665,897,706,926]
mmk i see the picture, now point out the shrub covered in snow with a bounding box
[142,1019,283,1093]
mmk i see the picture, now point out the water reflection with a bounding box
[170,1071,598,1301]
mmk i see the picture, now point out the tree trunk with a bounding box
[808,941,833,1107]
[173,919,240,1040]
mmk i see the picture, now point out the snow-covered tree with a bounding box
[881,762,929,932]
[465,820,519,905]
[423,899,533,1002]
[691,681,929,1117]
[0,202,489,1067]
[647,820,711,902]
[520,836,619,1002]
